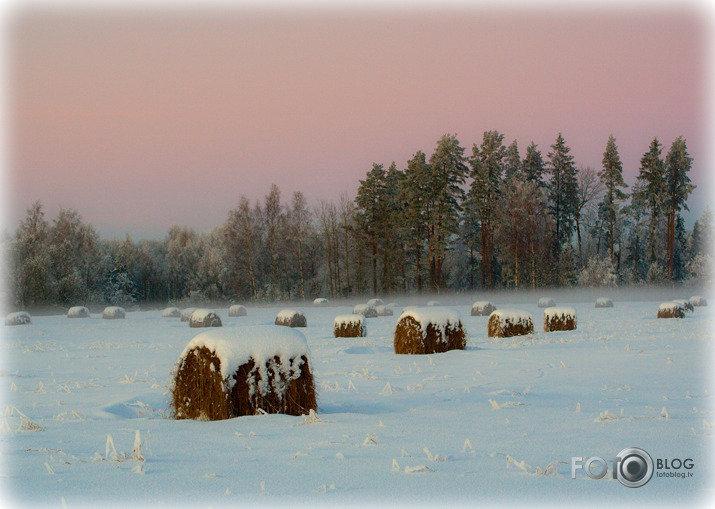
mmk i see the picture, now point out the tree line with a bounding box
[4,132,712,311]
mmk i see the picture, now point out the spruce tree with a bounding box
[522,141,546,187]
[634,137,666,264]
[598,134,628,265]
[664,136,695,279]
[546,133,578,261]
[503,140,522,180]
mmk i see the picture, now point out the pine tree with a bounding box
[522,141,546,187]
[598,135,628,266]
[546,133,579,261]
[355,163,387,296]
[634,137,667,263]
[401,151,431,293]
[664,136,695,279]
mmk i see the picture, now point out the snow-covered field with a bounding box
[1,290,713,508]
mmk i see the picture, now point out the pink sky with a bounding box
[7,5,711,239]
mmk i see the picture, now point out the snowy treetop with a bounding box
[334,314,364,326]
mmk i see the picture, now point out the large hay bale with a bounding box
[5,311,31,326]
[334,314,367,337]
[189,309,222,328]
[367,298,384,308]
[313,298,329,307]
[543,307,577,332]
[171,326,317,420]
[180,308,197,322]
[102,306,126,319]
[673,299,694,312]
[275,309,307,328]
[595,297,613,308]
[537,297,556,308]
[162,307,181,318]
[353,304,377,318]
[471,301,496,316]
[228,304,248,317]
[394,307,466,355]
[657,302,685,319]
[488,309,534,338]
[376,305,393,317]
[67,306,90,319]
[690,296,707,307]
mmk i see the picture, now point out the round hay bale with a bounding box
[67,306,90,319]
[488,309,534,338]
[673,299,694,312]
[228,304,248,317]
[394,307,466,355]
[180,308,197,322]
[471,301,496,316]
[353,304,377,318]
[102,306,126,319]
[426,300,441,307]
[376,305,393,317]
[537,297,556,308]
[657,302,685,319]
[690,296,707,307]
[334,314,367,337]
[595,297,613,308]
[162,307,181,318]
[5,311,31,326]
[543,307,577,332]
[367,298,384,308]
[313,298,329,307]
[189,309,222,328]
[171,326,317,420]
[275,309,307,328]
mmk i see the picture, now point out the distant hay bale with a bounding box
[595,297,613,308]
[543,307,577,332]
[673,299,694,312]
[228,305,247,317]
[537,297,556,308]
[376,305,393,316]
[5,311,31,326]
[313,298,329,307]
[189,309,222,328]
[471,301,496,316]
[367,298,384,308]
[690,296,707,307]
[333,314,367,337]
[353,304,378,318]
[162,307,181,318]
[657,302,685,319]
[488,309,534,338]
[180,308,197,322]
[394,307,466,355]
[426,300,441,307]
[67,306,90,319]
[102,306,126,319]
[170,326,317,420]
[275,309,307,328]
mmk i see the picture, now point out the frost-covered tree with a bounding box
[574,166,604,268]
[263,183,284,295]
[577,256,617,287]
[546,133,579,261]
[503,140,522,180]
[598,135,628,265]
[522,141,546,187]
[224,197,259,300]
[12,201,52,307]
[664,136,695,279]
[634,137,667,263]
[690,207,713,258]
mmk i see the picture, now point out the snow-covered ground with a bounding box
[1,290,713,508]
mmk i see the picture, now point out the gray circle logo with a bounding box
[616,447,654,488]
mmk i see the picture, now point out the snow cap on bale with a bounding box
[657,302,685,319]
[334,314,367,337]
[102,306,126,319]
[488,309,534,338]
[543,307,577,332]
[5,311,31,326]
[180,307,197,322]
[595,297,613,308]
[67,306,90,318]
[275,309,307,328]
[471,301,496,316]
[353,304,377,318]
[162,307,181,318]
[537,297,556,308]
[313,298,329,307]
[189,309,222,328]
[690,296,707,307]
[367,298,384,308]
[394,307,466,355]
[171,326,316,420]
[672,299,694,312]
[376,305,393,316]
[228,304,247,317]
[426,300,441,307]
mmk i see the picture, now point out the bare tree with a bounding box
[575,165,604,267]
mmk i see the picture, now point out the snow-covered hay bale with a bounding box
[426,300,441,307]
[67,306,90,319]
[488,309,534,338]
[228,304,247,317]
[180,308,197,322]
[189,309,222,328]
[394,307,466,355]
[333,315,367,338]
[595,297,613,308]
[353,304,377,318]
[102,306,126,320]
[275,309,307,328]
[673,299,694,312]
[471,301,496,316]
[5,311,31,326]
[367,298,384,308]
[690,296,707,307]
[543,307,577,332]
[162,307,181,318]
[170,326,316,420]
[376,305,393,317]
[537,297,556,308]
[313,298,329,307]
[657,302,685,319]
